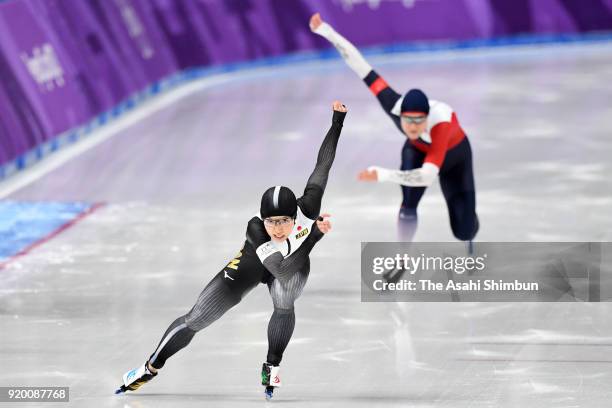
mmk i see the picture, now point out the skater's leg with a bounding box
[148,315,196,370]
[398,206,418,242]
[266,270,308,366]
[146,246,267,371]
[118,246,265,394]
[260,270,309,397]
[266,307,296,366]
[399,141,426,241]
[183,271,243,332]
[442,190,479,241]
[261,308,295,394]
[439,139,479,241]
[146,271,243,369]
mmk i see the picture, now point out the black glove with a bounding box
[246,217,269,248]
[308,219,325,242]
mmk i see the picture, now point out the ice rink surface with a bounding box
[2,42,612,407]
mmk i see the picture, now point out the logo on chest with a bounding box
[295,227,309,240]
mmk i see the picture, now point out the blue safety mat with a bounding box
[0,201,95,261]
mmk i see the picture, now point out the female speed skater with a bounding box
[116,101,347,400]
[310,13,479,246]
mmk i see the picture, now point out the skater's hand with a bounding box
[331,101,347,125]
[332,100,347,112]
[358,168,378,182]
[246,217,269,247]
[316,213,332,234]
[309,13,323,32]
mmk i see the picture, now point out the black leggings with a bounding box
[147,245,300,370]
[400,137,479,241]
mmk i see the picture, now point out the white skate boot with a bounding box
[261,362,281,400]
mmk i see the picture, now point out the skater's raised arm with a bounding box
[309,13,373,79]
[298,101,347,219]
[310,13,402,130]
[246,217,325,282]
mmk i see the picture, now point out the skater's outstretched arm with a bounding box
[310,13,402,130]
[356,118,456,187]
[246,217,326,282]
[358,163,438,187]
[298,102,347,219]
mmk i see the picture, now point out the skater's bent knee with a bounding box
[451,221,478,241]
[183,313,200,331]
[273,306,294,315]
[452,230,474,241]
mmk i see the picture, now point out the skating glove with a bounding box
[246,217,270,247]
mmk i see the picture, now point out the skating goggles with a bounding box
[400,115,427,124]
[263,217,294,227]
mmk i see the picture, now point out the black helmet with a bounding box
[260,186,297,219]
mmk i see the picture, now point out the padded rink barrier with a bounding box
[1,0,611,180]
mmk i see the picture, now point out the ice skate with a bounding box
[261,362,281,400]
[115,361,157,394]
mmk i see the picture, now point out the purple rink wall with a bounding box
[1,0,611,173]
